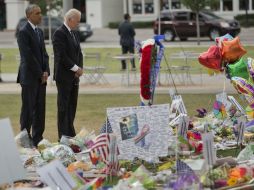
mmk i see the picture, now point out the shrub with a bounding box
[235,14,254,27]
[108,21,153,29]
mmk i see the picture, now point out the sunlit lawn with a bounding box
[0,93,246,142]
[1,46,254,74]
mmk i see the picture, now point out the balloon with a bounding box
[226,58,248,80]
[231,76,254,96]
[198,45,223,71]
[207,68,221,76]
[221,36,247,63]
[246,106,254,119]
[247,57,254,83]
[215,33,233,47]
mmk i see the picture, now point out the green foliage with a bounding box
[108,22,120,28]
[181,0,206,12]
[235,14,254,27]
[28,0,47,14]
[108,21,153,29]
[235,14,254,20]
[27,0,62,16]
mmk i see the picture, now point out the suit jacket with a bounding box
[52,24,83,85]
[118,20,135,47]
[17,22,50,85]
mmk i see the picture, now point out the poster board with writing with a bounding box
[107,104,171,162]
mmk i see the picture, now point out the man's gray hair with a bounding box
[25,4,39,16]
[64,9,81,22]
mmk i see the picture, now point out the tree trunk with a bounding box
[245,0,249,25]
[196,11,200,45]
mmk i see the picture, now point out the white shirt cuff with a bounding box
[71,65,79,72]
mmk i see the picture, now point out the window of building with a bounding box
[210,0,220,11]
[239,0,249,10]
[145,0,154,13]
[133,0,142,14]
[73,0,86,22]
[172,0,181,9]
[161,0,169,10]
[0,0,6,30]
[223,0,233,11]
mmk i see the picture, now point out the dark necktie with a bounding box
[34,27,40,42]
[70,30,77,46]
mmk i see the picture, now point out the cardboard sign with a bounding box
[237,117,245,145]
[169,95,187,120]
[178,115,189,139]
[37,160,76,190]
[107,104,171,162]
[204,123,209,133]
[169,88,177,101]
[228,95,245,115]
[174,95,187,115]
[202,132,216,168]
[216,92,231,110]
[0,118,26,185]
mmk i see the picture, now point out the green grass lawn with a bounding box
[0,93,246,142]
[1,46,254,73]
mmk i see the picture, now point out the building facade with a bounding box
[2,0,254,30]
[127,0,254,21]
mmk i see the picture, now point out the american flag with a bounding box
[89,133,119,176]
[100,117,113,133]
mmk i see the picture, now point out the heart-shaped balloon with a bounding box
[198,45,222,71]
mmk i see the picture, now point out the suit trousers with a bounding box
[121,45,135,69]
[56,82,79,140]
[20,83,46,146]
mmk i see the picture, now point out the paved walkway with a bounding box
[0,72,236,94]
[1,27,254,48]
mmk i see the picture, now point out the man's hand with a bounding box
[75,67,83,78]
[41,72,48,84]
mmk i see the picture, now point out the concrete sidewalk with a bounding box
[0,72,236,94]
[1,27,254,48]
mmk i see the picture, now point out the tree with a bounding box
[181,0,219,45]
[28,0,62,16]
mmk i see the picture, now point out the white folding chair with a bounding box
[83,52,109,84]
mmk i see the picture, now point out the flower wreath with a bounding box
[140,39,157,105]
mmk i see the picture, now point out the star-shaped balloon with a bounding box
[221,36,247,63]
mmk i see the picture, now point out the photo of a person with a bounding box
[119,114,138,140]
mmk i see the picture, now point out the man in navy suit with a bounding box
[17,4,50,147]
[118,13,136,71]
[52,9,83,140]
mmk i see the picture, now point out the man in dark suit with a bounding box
[118,13,136,71]
[17,4,50,147]
[52,9,83,140]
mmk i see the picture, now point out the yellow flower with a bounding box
[227,177,238,186]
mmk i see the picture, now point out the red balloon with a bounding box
[198,45,223,71]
